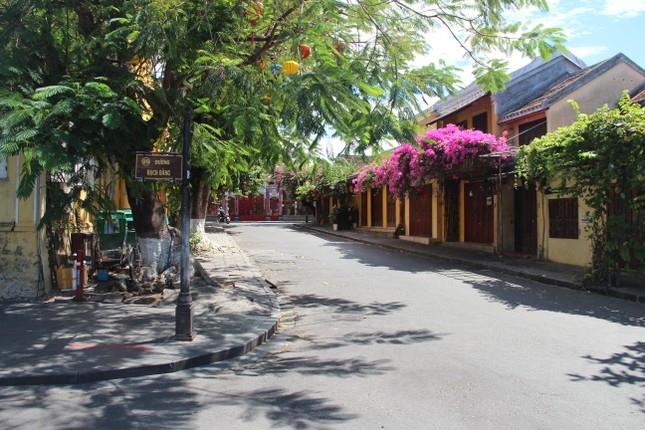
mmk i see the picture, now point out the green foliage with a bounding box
[516,94,645,283]
[189,231,216,255]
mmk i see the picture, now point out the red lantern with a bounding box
[299,43,311,59]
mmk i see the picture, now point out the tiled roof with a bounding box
[631,83,645,105]
[499,53,645,123]
[419,51,586,122]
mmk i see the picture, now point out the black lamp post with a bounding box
[175,106,195,341]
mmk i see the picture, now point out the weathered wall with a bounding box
[0,156,49,299]
[548,62,645,130]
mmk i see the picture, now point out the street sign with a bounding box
[135,152,183,181]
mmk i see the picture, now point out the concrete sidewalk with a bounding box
[296,223,645,304]
[0,225,280,386]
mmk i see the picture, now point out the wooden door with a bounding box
[514,185,537,255]
[464,181,494,244]
[410,186,432,237]
[444,180,460,242]
[371,189,383,227]
[386,196,396,227]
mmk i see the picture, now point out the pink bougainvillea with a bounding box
[419,124,509,176]
[354,124,510,200]
[352,160,381,193]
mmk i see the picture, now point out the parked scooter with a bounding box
[218,210,230,224]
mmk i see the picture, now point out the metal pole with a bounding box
[175,106,195,341]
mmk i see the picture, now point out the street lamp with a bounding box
[175,106,195,341]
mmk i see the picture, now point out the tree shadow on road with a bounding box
[567,341,645,414]
[0,377,203,430]
[301,231,645,328]
[462,274,645,327]
[281,292,406,316]
[207,387,359,428]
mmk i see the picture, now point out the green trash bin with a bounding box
[96,212,127,250]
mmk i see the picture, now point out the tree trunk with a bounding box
[127,184,175,274]
[189,167,210,234]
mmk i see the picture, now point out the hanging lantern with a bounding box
[299,43,311,59]
[282,60,300,75]
[270,64,282,78]
[332,43,343,60]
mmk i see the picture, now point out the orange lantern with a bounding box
[282,60,300,75]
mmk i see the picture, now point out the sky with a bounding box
[546,0,645,67]
[323,0,645,155]
[422,0,645,104]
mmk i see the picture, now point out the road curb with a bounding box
[0,259,281,387]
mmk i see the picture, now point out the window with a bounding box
[472,112,488,133]
[549,198,578,239]
[455,120,467,129]
[519,119,547,146]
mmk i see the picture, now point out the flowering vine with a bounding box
[352,124,510,200]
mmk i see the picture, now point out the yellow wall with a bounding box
[0,156,50,299]
[537,192,593,267]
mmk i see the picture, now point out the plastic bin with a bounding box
[117,209,136,245]
[96,212,127,250]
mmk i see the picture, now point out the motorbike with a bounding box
[218,212,230,224]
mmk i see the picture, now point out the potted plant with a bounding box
[349,206,358,229]
[330,206,340,230]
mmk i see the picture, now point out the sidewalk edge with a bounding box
[295,224,645,304]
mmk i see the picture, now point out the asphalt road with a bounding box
[1,222,643,429]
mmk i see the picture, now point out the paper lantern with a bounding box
[282,60,300,75]
[270,64,282,78]
[299,43,311,59]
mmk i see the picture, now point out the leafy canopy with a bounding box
[0,0,566,229]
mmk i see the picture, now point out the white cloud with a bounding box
[599,0,645,18]
[568,45,609,61]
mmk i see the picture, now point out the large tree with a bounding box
[0,0,565,278]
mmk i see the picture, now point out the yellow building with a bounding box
[0,156,50,299]
[410,52,645,268]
